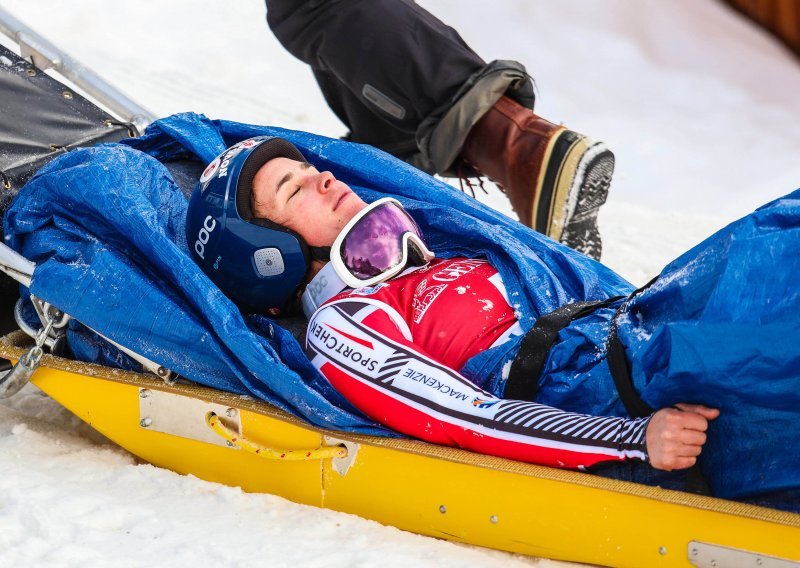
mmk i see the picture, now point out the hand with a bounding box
[645,403,720,471]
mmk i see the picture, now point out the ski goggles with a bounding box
[331,197,435,288]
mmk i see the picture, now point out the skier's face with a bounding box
[252,157,367,247]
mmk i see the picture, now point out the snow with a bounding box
[0,0,799,565]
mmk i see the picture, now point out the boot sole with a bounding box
[533,130,613,260]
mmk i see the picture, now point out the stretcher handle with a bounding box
[205,412,348,461]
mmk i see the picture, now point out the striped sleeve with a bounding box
[306,298,650,469]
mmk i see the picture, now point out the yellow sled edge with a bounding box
[2,331,798,568]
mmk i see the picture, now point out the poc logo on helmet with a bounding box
[195,215,217,260]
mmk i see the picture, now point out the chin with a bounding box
[344,198,367,218]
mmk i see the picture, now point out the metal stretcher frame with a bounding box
[0,6,156,135]
[0,6,160,332]
[0,7,171,390]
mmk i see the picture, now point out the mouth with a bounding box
[333,189,350,212]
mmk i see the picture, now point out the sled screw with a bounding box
[691,548,698,556]
[140,389,150,399]
[756,560,763,566]
[438,505,446,514]
[226,441,235,447]
[140,417,152,428]
[659,546,667,556]
[156,367,169,378]
[490,515,498,524]
[62,90,73,100]
[225,408,237,418]
[26,68,35,76]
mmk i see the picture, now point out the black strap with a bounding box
[605,278,710,493]
[310,246,331,262]
[504,296,624,401]
[606,314,654,418]
[504,276,660,416]
[609,315,711,493]
[604,276,659,418]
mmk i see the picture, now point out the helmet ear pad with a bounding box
[249,216,312,267]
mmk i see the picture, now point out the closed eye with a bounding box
[275,162,313,196]
[287,163,313,201]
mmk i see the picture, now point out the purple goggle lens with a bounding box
[332,199,434,287]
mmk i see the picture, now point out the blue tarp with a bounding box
[5,113,799,500]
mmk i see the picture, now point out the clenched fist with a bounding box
[646,403,720,471]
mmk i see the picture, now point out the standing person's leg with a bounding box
[310,67,421,162]
[265,0,614,259]
[265,0,494,164]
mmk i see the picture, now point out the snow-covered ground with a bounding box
[0,0,798,566]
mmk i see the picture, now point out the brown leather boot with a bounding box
[460,96,614,260]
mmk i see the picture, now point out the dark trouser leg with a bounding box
[265,0,533,174]
[266,0,483,135]
[310,67,420,161]
[587,460,693,492]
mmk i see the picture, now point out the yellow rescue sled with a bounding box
[1,8,798,567]
[1,331,798,568]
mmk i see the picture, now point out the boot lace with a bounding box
[456,160,491,198]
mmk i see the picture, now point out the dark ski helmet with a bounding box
[186,136,315,314]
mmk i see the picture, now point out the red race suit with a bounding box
[304,257,649,469]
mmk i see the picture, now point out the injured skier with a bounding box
[8,115,798,512]
[185,135,800,512]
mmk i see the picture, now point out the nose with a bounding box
[310,171,335,194]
